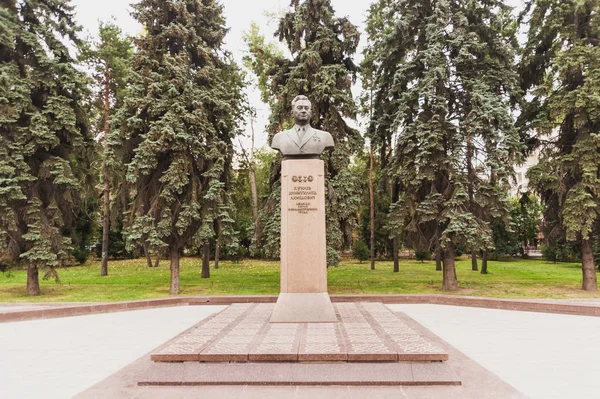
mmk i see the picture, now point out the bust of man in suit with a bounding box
[271,95,335,158]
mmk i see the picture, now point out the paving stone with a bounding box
[151,302,449,363]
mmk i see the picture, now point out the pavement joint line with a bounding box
[198,303,263,362]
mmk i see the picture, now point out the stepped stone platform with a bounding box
[151,302,448,363]
[76,309,537,397]
[137,361,460,386]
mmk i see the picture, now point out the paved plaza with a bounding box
[1,303,599,398]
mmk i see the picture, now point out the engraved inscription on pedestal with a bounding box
[279,160,327,294]
[288,176,317,214]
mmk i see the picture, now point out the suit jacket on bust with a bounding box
[271,125,334,157]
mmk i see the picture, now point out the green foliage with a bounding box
[245,0,363,256]
[352,240,369,263]
[242,22,284,106]
[80,20,133,133]
[491,194,542,258]
[541,242,580,263]
[252,181,281,259]
[220,244,244,263]
[232,147,276,257]
[230,166,254,255]
[490,217,522,258]
[0,0,93,274]
[355,151,392,257]
[70,200,98,264]
[511,194,543,248]
[521,0,600,245]
[414,250,431,263]
[326,246,340,267]
[109,0,246,260]
[363,0,522,289]
[94,222,133,259]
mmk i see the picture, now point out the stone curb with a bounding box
[1,294,600,323]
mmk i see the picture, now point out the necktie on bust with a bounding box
[296,125,306,141]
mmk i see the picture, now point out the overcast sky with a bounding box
[71,0,370,150]
[71,0,525,150]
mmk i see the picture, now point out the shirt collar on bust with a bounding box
[294,124,308,133]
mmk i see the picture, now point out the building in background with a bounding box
[509,149,540,197]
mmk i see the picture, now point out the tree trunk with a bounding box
[100,173,110,276]
[169,247,180,295]
[202,242,210,278]
[466,133,478,273]
[100,166,110,276]
[436,247,442,271]
[27,265,40,296]
[214,217,221,270]
[442,247,458,290]
[100,69,111,277]
[581,238,598,291]
[481,249,488,274]
[249,118,259,221]
[393,235,399,273]
[154,252,160,268]
[435,227,442,271]
[214,241,220,270]
[390,177,400,273]
[369,145,375,271]
[144,243,152,268]
[471,249,478,271]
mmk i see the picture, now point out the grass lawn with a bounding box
[0,257,598,302]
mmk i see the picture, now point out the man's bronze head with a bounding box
[291,95,312,126]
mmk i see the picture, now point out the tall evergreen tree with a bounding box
[109,0,245,294]
[520,0,600,291]
[363,0,521,289]
[0,0,93,295]
[246,0,363,261]
[81,21,133,277]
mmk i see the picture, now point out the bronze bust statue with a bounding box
[270,95,334,158]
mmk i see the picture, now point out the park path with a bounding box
[390,304,600,399]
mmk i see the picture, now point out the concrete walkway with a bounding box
[0,306,225,399]
[389,304,600,399]
[1,304,599,398]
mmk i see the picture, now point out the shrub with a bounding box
[541,242,580,263]
[352,240,369,263]
[222,244,244,263]
[414,250,431,262]
[72,248,89,265]
[326,247,340,267]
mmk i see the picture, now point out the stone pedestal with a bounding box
[270,159,337,323]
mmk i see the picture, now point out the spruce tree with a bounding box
[363,0,521,289]
[246,0,363,260]
[81,21,133,277]
[520,0,600,291]
[109,0,244,294]
[0,0,93,295]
